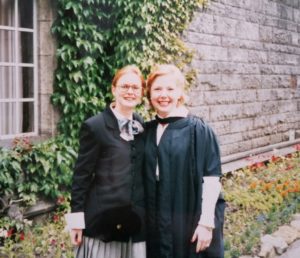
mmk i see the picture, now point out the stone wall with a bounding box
[184,0,300,158]
[37,0,58,137]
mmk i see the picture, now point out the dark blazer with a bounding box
[71,106,145,242]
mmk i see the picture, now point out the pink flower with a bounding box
[53,214,60,223]
[56,196,65,205]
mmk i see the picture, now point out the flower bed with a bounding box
[223,146,300,257]
[0,148,299,257]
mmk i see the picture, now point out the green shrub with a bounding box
[0,137,76,205]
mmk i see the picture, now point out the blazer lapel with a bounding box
[102,106,120,138]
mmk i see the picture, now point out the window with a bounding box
[0,0,37,139]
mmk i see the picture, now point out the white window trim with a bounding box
[0,0,38,140]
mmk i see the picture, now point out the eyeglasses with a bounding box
[117,84,142,93]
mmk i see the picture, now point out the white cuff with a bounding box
[64,212,85,230]
[198,177,221,228]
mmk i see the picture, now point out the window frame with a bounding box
[0,0,38,140]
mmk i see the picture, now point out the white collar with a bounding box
[110,103,133,120]
[157,105,189,118]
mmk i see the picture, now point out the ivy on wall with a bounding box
[51,0,208,145]
[0,0,208,206]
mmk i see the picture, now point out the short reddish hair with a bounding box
[146,64,187,105]
[112,65,146,89]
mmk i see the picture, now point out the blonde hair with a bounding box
[112,65,146,89]
[146,64,187,105]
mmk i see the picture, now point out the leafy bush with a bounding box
[0,137,76,205]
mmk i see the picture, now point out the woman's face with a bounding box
[150,74,183,117]
[112,72,143,110]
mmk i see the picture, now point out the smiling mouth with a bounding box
[158,101,170,106]
[124,97,136,101]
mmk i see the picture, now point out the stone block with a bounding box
[273,225,298,245]
[259,26,273,42]
[38,21,55,56]
[242,102,263,117]
[292,214,300,220]
[261,75,279,88]
[188,90,204,106]
[39,93,57,136]
[220,144,233,157]
[277,101,297,113]
[191,60,219,74]
[261,234,288,255]
[272,28,292,44]
[197,74,222,91]
[188,106,210,121]
[278,75,294,88]
[270,133,284,144]
[39,55,56,94]
[258,242,275,258]
[242,129,266,140]
[278,4,294,20]
[183,31,221,46]
[228,48,248,62]
[210,104,243,121]
[188,13,214,34]
[248,50,268,64]
[230,118,254,133]
[37,0,55,21]
[196,45,228,61]
[294,9,300,23]
[235,21,259,40]
[221,37,263,50]
[237,139,253,152]
[219,62,260,75]
[236,90,257,103]
[258,89,277,101]
[262,101,280,114]
[287,22,298,32]
[252,136,271,148]
[213,16,237,37]
[209,120,231,135]
[290,220,300,238]
[264,1,279,17]
[203,90,237,105]
[291,32,299,46]
[219,132,243,144]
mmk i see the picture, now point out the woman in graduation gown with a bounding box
[65,65,146,258]
[144,64,225,258]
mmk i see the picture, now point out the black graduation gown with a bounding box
[144,116,225,258]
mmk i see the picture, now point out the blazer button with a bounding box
[116,224,122,230]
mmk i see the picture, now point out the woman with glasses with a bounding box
[144,64,225,258]
[66,65,146,258]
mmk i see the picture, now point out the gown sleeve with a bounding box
[202,122,222,177]
[195,119,222,227]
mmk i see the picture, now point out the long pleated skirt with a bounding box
[74,236,146,258]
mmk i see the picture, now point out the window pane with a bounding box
[0,102,17,135]
[0,0,15,26]
[20,31,33,63]
[20,67,34,98]
[0,30,16,62]
[21,101,34,133]
[19,0,33,29]
[0,66,16,98]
